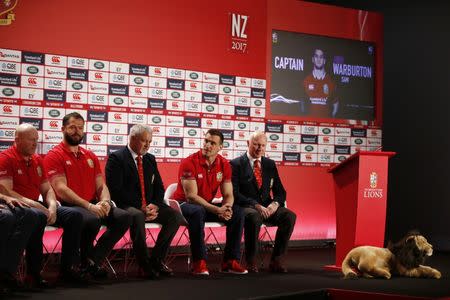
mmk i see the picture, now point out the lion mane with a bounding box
[341,232,441,279]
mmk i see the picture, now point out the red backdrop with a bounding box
[0,0,383,242]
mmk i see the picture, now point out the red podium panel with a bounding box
[325,151,396,270]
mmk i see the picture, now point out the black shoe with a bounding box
[25,274,50,289]
[0,272,21,293]
[59,268,89,285]
[155,262,174,277]
[142,263,160,280]
[82,261,108,279]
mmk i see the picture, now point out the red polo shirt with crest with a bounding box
[43,142,102,203]
[0,145,46,201]
[173,150,231,202]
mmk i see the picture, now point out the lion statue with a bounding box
[341,232,441,279]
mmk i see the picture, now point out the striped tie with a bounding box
[136,155,147,210]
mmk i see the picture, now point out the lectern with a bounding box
[325,151,396,270]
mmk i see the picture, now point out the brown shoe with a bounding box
[269,259,288,273]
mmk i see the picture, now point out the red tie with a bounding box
[136,155,147,210]
[254,159,262,189]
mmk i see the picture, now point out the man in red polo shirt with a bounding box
[0,123,85,286]
[44,112,131,279]
[173,129,247,275]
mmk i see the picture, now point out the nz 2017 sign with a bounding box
[229,13,248,54]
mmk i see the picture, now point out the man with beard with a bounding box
[44,112,131,279]
[105,124,184,279]
[0,123,84,285]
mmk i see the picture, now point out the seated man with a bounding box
[105,124,184,279]
[172,129,247,275]
[0,124,84,285]
[0,191,38,293]
[230,131,297,273]
[44,112,131,278]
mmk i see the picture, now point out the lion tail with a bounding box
[341,250,358,279]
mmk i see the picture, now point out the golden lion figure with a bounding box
[341,233,442,279]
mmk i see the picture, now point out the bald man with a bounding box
[230,131,296,273]
[0,124,85,286]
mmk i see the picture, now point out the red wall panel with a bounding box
[0,0,383,241]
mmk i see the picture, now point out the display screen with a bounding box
[270,30,375,121]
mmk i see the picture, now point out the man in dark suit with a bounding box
[230,131,297,273]
[105,124,184,279]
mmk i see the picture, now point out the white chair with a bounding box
[42,225,63,271]
[164,183,226,268]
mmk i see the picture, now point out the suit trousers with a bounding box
[181,203,244,262]
[25,208,47,275]
[125,205,183,266]
[0,207,38,274]
[242,206,296,262]
[69,206,131,265]
[52,206,84,271]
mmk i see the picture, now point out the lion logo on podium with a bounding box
[342,232,441,279]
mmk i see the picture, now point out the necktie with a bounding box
[254,159,262,189]
[136,155,147,210]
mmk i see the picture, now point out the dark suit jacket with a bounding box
[105,146,166,209]
[230,153,286,208]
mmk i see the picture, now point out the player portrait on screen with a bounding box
[302,48,338,118]
[270,30,375,122]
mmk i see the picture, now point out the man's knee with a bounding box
[183,204,206,220]
[245,210,263,227]
[31,208,47,228]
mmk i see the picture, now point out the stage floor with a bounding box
[7,247,450,299]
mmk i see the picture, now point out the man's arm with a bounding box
[0,177,49,216]
[220,181,234,207]
[40,181,57,224]
[182,179,223,214]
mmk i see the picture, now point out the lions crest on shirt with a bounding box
[216,172,223,182]
[37,166,42,177]
[323,84,329,95]
[87,159,94,168]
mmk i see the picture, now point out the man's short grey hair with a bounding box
[129,124,153,139]
[248,131,267,142]
[15,123,37,137]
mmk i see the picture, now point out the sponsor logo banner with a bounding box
[1,61,20,74]
[110,62,129,74]
[0,116,19,128]
[0,49,21,62]
[89,59,109,71]
[20,106,43,118]
[45,66,67,79]
[185,70,202,82]
[22,51,44,64]
[68,57,88,69]
[0,73,20,86]
[130,64,148,76]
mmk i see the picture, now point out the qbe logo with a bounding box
[230,13,248,54]
[0,129,15,140]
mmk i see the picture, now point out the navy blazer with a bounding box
[230,153,286,208]
[105,146,166,209]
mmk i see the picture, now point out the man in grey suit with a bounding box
[230,131,296,273]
